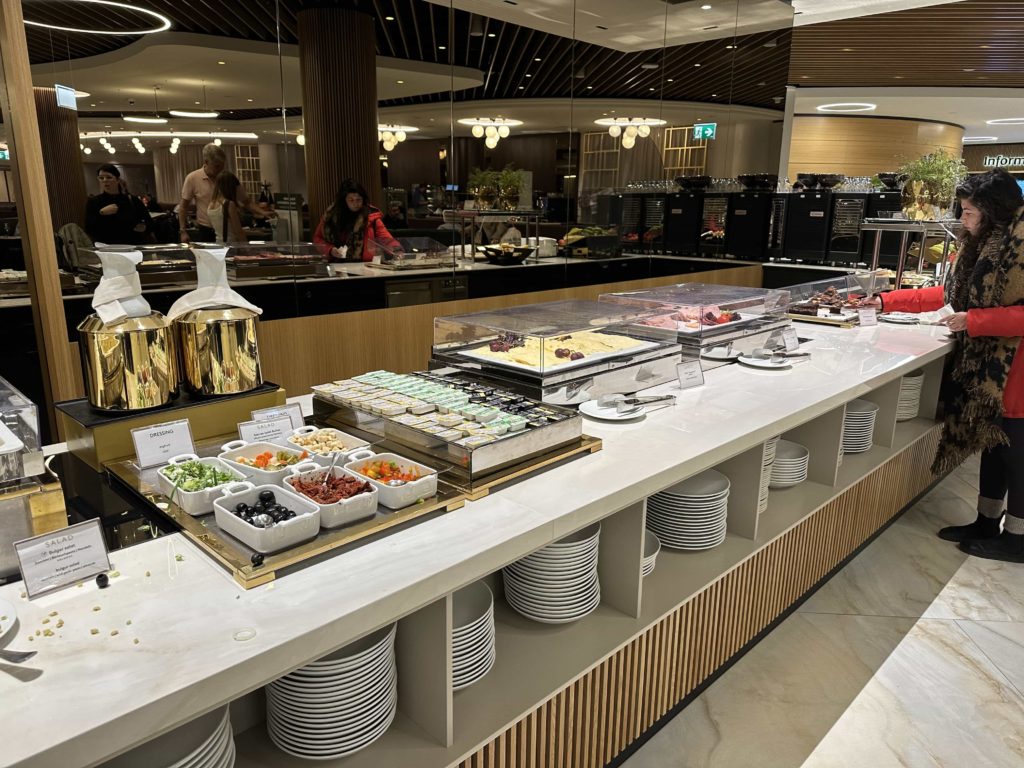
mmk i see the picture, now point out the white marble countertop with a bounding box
[0,322,954,768]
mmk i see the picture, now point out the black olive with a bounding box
[258,490,276,504]
[235,502,248,513]
[286,510,297,519]
[251,553,265,567]
[95,573,109,589]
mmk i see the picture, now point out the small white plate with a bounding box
[579,400,646,421]
[737,355,792,370]
[0,597,17,646]
[880,313,919,324]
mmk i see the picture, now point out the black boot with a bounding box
[959,531,1024,563]
[938,514,1003,543]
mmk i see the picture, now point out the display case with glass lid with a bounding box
[785,271,885,325]
[79,244,197,286]
[368,236,455,270]
[599,284,793,366]
[222,241,325,279]
[0,375,43,484]
[431,300,681,404]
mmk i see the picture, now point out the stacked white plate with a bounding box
[266,624,397,760]
[642,530,661,577]
[898,371,924,421]
[452,581,496,690]
[769,440,809,489]
[646,469,730,550]
[101,706,234,768]
[503,524,601,624]
[843,399,879,454]
[759,436,780,513]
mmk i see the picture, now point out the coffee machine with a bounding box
[725,191,774,260]
[782,189,832,262]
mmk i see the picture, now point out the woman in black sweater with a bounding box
[84,164,152,245]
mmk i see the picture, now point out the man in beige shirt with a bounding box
[178,143,266,242]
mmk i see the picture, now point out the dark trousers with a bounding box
[194,225,217,243]
[979,418,1024,520]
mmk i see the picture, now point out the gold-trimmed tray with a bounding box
[786,312,858,329]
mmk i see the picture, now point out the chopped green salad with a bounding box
[161,461,237,492]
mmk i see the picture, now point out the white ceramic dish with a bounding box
[309,624,396,669]
[454,621,494,654]
[737,355,792,370]
[880,312,919,324]
[275,653,393,693]
[579,400,646,421]
[267,705,396,760]
[267,697,395,749]
[452,581,493,631]
[0,596,18,645]
[658,469,730,497]
[213,481,320,554]
[285,462,378,529]
[218,440,311,485]
[268,671,395,717]
[156,454,245,517]
[344,450,438,510]
[453,646,496,688]
[286,426,370,466]
[505,589,601,624]
[270,677,395,724]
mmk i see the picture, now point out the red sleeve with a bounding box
[373,217,400,249]
[880,286,945,314]
[312,216,332,256]
[967,306,1024,338]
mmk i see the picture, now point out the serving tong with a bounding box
[596,393,676,415]
[749,347,811,361]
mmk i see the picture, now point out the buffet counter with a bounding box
[1,321,953,768]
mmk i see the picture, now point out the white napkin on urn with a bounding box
[91,248,152,324]
[167,247,262,320]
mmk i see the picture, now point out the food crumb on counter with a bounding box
[77,583,83,588]
[175,554,184,562]
[90,628,99,635]
[41,618,49,624]
[92,606,101,612]
[1,615,6,621]
[56,619,64,628]
[35,629,40,636]
[20,591,26,598]
[126,620,132,626]
[145,571,151,577]
[43,629,54,637]
[110,571,121,578]
[48,611,58,617]
[27,635,34,641]
[110,630,119,636]
[133,638,140,645]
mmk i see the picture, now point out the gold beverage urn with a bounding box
[169,247,264,397]
[175,306,263,396]
[77,249,177,411]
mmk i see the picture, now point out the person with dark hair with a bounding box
[84,164,152,245]
[862,168,1024,562]
[313,179,399,261]
[207,171,245,244]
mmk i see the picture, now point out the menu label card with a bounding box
[252,403,304,430]
[782,327,801,352]
[858,308,878,327]
[131,419,194,469]
[238,416,294,445]
[15,520,111,599]
[676,361,705,390]
[816,308,833,319]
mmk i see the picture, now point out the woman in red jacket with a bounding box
[864,169,1024,562]
[313,179,400,261]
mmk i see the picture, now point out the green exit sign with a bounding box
[693,123,717,140]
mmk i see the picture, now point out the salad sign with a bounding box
[693,122,717,141]
[15,519,111,599]
[132,419,195,469]
[252,403,305,430]
[238,416,294,445]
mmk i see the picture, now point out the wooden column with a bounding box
[33,86,87,230]
[297,7,381,225]
[0,3,79,432]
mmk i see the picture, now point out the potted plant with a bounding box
[468,167,499,210]
[897,150,967,221]
[498,165,523,211]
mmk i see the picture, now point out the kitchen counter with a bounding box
[0,321,954,768]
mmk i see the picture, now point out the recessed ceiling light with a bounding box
[964,136,998,142]
[526,74,532,77]
[816,102,876,113]
[74,90,90,98]
[987,117,1024,125]
[397,80,404,84]
[667,79,674,83]
[124,115,168,123]
[963,68,975,72]
[694,63,701,67]
[22,0,171,35]
[488,33,496,38]
[534,58,541,62]
[701,4,712,9]
[385,16,395,21]
[518,86,524,90]
[894,75,904,80]
[194,101,200,105]
[712,93,718,97]
[587,85,594,89]
[725,45,735,50]
[217,61,225,65]
[247,98,253,102]
[438,46,446,50]
[649,87,655,91]
[90,103,96,107]
[842,48,854,52]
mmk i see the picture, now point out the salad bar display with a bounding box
[431,300,681,404]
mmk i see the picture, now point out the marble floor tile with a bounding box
[957,620,1024,698]
[622,615,1024,768]
[895,473,978,534]
[620,613,918,768]
[799,620,1024,768]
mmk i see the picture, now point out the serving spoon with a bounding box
[0,648,37,664]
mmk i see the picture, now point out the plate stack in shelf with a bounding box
[769,440,809,489]
[101,706,235,768]
[759,436,780,513]
[842,399,879,454]
[503,523,601,624]
[898,371,924,421]
[646,469,730,551]
[642,530,661,577]
[266,624,397,760]
[452,581,496,690]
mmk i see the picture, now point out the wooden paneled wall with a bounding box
[33,86,87,230]
[456,425,942,768]
[256,265,763,394]
[787,116,964,180]
[297,7,380,226]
